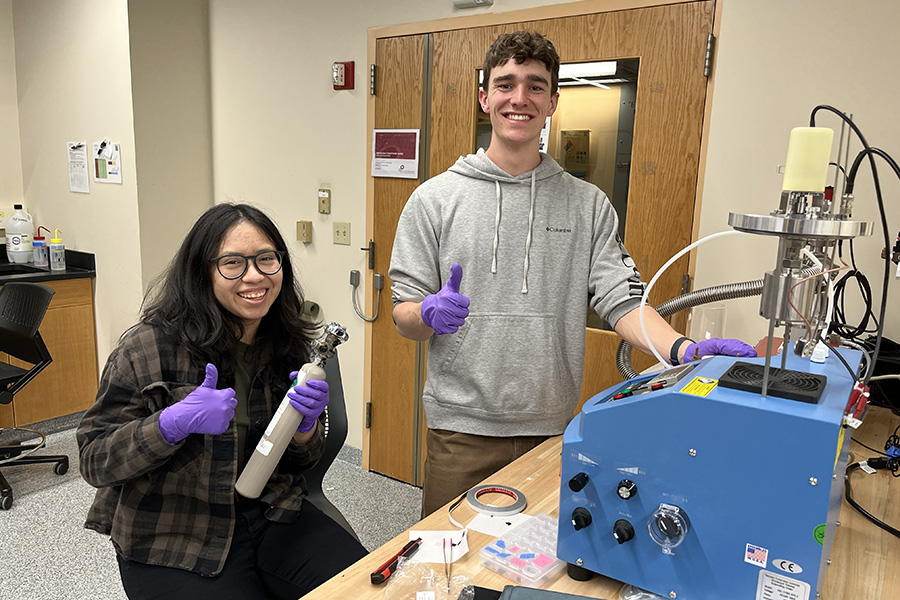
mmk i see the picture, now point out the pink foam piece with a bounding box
[532,553,555,568]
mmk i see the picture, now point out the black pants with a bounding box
[117,501,368,600]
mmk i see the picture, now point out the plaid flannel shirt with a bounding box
[76,324,325,576]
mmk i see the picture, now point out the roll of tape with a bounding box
[303,301,320,318]
[466,484,527,517]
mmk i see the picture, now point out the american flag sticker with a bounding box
[745,543,768,568]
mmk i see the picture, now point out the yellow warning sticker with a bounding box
[681,376,718,397]
[835,425,846,470]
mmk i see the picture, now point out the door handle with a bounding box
[361,239,375,270]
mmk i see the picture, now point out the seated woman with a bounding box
[77,203,367,599]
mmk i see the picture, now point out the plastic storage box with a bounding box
[479,513,564,586]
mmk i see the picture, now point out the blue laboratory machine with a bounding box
[558,125,873,599]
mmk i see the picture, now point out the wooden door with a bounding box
[368,35,427,482]
[369,1,715,484]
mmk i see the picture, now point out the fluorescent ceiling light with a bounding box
[478,61,619,84]
[564,77,610,89]
[558,77,629,88]
[558,61,617,79]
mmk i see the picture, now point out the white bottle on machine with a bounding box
[234,322,348,499]
[49,229,66,271]
[6,204,34,264]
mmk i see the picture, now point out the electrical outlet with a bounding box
[333,222,350,245]
[318,189,331,214]
[297,220,312,243]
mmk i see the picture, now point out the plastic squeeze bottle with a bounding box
[235,322,348,499]
[49,229,66,271]
[33,226,50,268]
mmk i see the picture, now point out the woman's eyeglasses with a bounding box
[211,250,284,280]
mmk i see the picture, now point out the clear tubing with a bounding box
[616,267,820,379]
[639,230,743,368]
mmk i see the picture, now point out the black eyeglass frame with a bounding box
[210,249,285,280]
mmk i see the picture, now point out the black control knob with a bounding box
[613,519,635,544]
[656,513,683,540]
[617,479,637,500]
[571,507,593,531]
[568,472,590,492]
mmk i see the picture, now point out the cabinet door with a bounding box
[6,278,99,426]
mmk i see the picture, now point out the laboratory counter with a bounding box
[0,248,96,282]
[0,249,98,426]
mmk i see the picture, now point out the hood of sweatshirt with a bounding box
[448,149,564,293]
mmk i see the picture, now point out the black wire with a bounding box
[830,267,878,340]
[810,106,892,384]
[851,436,888,456]
[844,461,900,538]
[818,334,861,381]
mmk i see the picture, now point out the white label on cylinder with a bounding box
[255,438,273,456]
[264,398,291,437]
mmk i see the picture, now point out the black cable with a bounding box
[830,267,878,340]
[818,334,860,381]
[844,461,900,538]
[811,106,892,384]
[851,436,888,456]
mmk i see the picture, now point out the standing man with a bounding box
[389,31,754,516]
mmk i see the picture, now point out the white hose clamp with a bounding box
[466,484,527,516]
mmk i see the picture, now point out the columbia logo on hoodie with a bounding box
[546,226,572,233]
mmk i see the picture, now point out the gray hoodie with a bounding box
[389,149,643,436]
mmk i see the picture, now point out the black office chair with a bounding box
[0,282,68,510]
[304,353,360,541]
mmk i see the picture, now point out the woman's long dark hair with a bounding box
[141,203,317,377]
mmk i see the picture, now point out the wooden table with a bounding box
[306,406,900,599]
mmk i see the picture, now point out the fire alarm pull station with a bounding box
[332,61,354,90]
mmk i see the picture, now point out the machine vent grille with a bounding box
[718,361,827,403]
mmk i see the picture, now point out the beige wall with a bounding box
[6,0,900,451]
[128,0,214,292]
[0,0,23,207]
[12,0,144,359]
[698,0,900,346]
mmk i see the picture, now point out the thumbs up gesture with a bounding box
[421,263,470,335]
[158,363,238,444]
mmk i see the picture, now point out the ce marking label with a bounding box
[773,559,803,574]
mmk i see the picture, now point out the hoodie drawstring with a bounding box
[491,173,536,293]
[521,170,535,294]
[491,180,501,274]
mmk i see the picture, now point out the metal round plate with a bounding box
[728,212,872,239]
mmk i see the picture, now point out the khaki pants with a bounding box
[421,428,551,518]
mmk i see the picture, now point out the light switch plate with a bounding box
[333,222,350,245]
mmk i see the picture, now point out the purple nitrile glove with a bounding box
[287,373,330,433]
[682,338,758,363]
[158,363,237,444]
[421,263,470,335]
